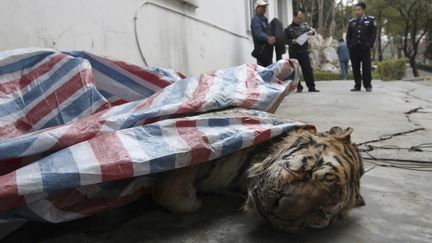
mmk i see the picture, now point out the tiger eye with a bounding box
[324,173,337,182]
[283,161,290,170]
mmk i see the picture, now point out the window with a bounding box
[176,0,199,9]
[277,0,289,26]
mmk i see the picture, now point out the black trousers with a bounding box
[290,51,315,90]
[350,47,372,89]
[255,44,273,67]
[275,43,285,61]
[257,59,272,67]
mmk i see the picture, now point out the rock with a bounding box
[320,63,339,73]
[322,46,338,64]
[309,49,321,69]
[307,33,341,72]
[309,34,324,49]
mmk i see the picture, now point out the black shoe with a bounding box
[309,89,320,92]
[366,88,372,92]
[297,86,303,93]
[351,88,361,92]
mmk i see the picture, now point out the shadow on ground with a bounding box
[4,194,365,243]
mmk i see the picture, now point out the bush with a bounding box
[301,71,354,81]
[314,71,354,81]
[377,59,406,81]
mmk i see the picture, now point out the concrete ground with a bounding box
[3,80,432,243]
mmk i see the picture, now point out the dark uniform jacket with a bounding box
[269,18,286,60]
[346,15,377,50]
[285,22,312,53]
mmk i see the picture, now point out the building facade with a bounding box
[0,0,292,76]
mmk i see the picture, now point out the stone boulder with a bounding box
[308,33,340,73]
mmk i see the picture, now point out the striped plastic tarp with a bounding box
[0,48,307,223]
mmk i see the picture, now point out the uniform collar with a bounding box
[291,21,300,26]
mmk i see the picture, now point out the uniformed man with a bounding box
[285,10,319,92]
[346,2,377,92]
[251,0,276,67]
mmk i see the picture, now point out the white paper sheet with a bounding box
[295,32,309,46]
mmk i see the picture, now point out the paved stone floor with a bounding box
[3,80,432,243]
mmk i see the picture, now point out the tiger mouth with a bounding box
[270,213,336,231]
[267,204,341,231]
[251,184,342,231]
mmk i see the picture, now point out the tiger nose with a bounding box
[274,195,304,219]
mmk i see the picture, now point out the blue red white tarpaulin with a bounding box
[0,48,308,223]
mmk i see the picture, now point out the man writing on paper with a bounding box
[285,10,319,93]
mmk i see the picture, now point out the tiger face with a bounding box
[245,127,365,231]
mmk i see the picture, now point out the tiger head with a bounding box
[245,126,365,231]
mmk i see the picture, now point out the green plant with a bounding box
[301,71,354,81]
[377,59,406,81]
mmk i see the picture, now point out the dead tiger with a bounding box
[152,124,365,231]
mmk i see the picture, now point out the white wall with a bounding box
[0,0,292,76]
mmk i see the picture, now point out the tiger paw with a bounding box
[160,195,202,214]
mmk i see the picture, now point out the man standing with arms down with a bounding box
[346,2,377,92]
[337,38,350,80]
[251,0,276,67]
[285,10,319,92]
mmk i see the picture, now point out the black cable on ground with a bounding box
[355,127,432,172]
[361,149,432,172]
[361,143,432,152]
[362,159,432,172]
[356,128,426,146]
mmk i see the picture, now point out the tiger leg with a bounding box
[152,166,202,214]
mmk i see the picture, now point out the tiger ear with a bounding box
[355,194,366,207]
[330,127,353,143]
[329,127,343,135]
